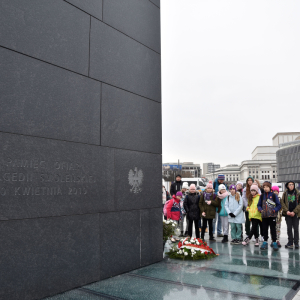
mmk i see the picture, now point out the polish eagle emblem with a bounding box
[128,167,143,193]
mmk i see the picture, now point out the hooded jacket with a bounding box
[257,191,281,218]
[170,180,182,196]
[225,194,245,223]
[281,181,300,217]
[213,178,228,195]
[166,195,181,220]
[183,192,200,220]
[246,194,262,222]
[199,190,219,219]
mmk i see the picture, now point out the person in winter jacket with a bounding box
[184,184,200,238]
[251,181,263,241]
[242,176,254,237]
[242,184,262,247]
[213,174,228,237]
[281,181,300,249]
[254,180,264,194]
[218,184,229,243]
[199,181,220,241]
[272,186,282,248]
[179,188,189,236]
[225,185,245,244]
[170,175,183,196]
[236,181,244,197]
[162,186,171,205]
[166,192,182,223]
[258,181,281,251]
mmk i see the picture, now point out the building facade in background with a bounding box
[203,162,220,177]
[163,162,202,180]
[205,133,300,184]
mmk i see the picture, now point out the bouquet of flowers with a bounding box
[166,237,219,260]
[163,219,177,242]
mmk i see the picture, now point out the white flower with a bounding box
[172,224,176,227]
[184,252,188,256]
[184,241,189,245]
[190,240,195,243]
[179,250,183,254]
[196,241,199,245]
[166,221,170,224]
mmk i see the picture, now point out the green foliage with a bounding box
[163,219,177,242]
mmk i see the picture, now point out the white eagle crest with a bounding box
[128,167,143,193]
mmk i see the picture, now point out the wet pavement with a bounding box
[45,221,300,300]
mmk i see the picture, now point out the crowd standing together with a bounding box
[163,174,300,250]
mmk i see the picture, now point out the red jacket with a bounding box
[167,196,181,220]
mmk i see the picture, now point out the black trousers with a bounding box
[286,215,299,244]
[248,218,262,239]
[188,218,200,238]
[262,217,277,242]
[201,218,213,239]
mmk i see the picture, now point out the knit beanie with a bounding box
[236,181,243,189]
[262,181,272,190]
[272,186,279,193]
[229,184,236,191]
[206,180,213,189]
[176,191,183,197]
[218,184,226,192]
[250,185,260,194]
[182,182,189,189]
[246,176,254,184]
[218,174,225,180]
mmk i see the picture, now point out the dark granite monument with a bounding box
[0,0,162,299]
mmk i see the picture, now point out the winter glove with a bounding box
[229,213,235,218]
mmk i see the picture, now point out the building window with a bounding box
[262,175,264,179]
[273,175,275,178]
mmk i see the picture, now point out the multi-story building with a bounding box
[276,137,300,190]
[162,162,202,179]
[203,162,220,177]
[205,134,288,184]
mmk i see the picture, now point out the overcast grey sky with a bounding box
[161,0,300,168]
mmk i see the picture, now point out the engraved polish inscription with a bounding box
[0,157,96,197]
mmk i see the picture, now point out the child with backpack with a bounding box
[225,185,244,244]
[272,186,282,248]
[165,192,182,222]
[218,185,229,243]
[258,181,281,251]
[199,181,219,241]
[242,184,262,247]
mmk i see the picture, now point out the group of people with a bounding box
[163,174,300,251]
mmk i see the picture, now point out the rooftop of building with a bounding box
[272,132,300,140]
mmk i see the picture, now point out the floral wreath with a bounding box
[166,237,219,260]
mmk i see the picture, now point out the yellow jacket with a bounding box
[246,194,262,222]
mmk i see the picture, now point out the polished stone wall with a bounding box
[0,1,161,299]
[276,144,300,183]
